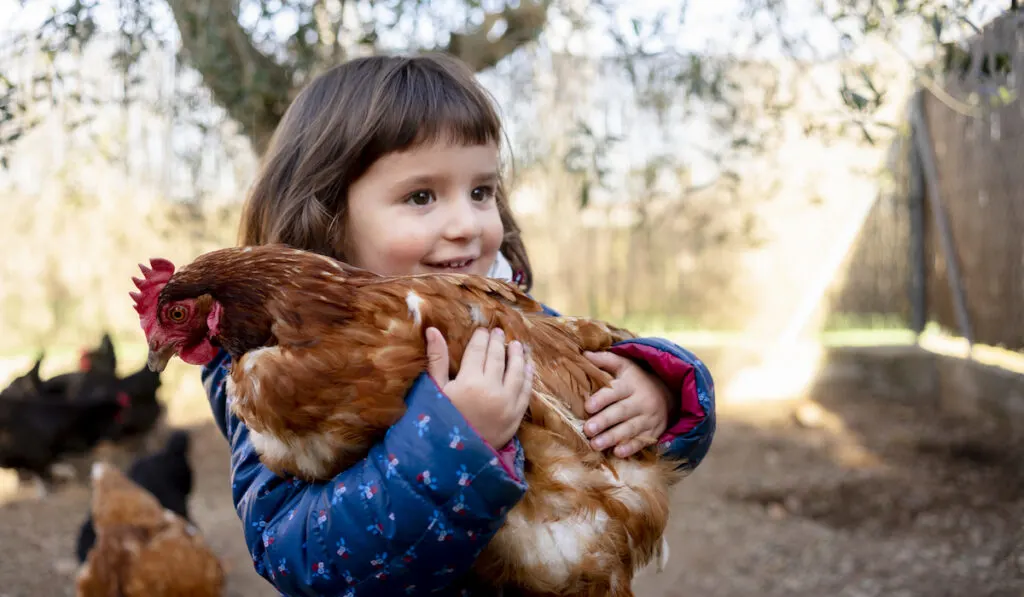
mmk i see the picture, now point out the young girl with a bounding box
[200,53,716,596]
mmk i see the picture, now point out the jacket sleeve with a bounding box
[538,303,716,474]
[201,350,528,596]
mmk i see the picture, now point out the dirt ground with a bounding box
[0,370,1022,597]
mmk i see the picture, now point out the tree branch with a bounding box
[446,1,551,72]
[166,0,293,154]
[313,0,347,66]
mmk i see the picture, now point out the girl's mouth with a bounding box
[426,258,476,271]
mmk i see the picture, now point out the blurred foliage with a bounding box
[1,1,1018,170]
[813,0,1019,138]
[0,181,239,354]
[0,0,793,198]
[2,0,573,156]
[5,0,1008,351]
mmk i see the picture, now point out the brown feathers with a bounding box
[76,462,225,597]
[144,244,678,597]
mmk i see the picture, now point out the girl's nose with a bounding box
[443,197,483,241]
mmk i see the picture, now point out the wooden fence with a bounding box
[828,12,1024,351]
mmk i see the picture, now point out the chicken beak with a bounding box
[146,344,175,373]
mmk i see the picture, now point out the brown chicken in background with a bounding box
[133,244,681,597]
[76,461,225,597]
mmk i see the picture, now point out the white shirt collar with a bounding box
[487,251,515,283]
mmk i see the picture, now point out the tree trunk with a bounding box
[167,0,552,155]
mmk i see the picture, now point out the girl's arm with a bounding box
[539,304,716,473]
[202,350,527,596]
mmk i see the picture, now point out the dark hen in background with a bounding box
[0,333,164,495]
[0,332,163,442]
[103,363,163,442]
[0,390,125,495]
[0,334,118,401]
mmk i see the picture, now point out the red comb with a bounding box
[131,258,176,315]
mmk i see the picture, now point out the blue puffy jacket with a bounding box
[201,303,716,596]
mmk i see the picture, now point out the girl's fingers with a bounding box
[459,328,490,373]
[585,380,631,414]
[484,328,506,377]
[613,437,648,459]
[502,340,525,392]
[584,350,629,375]
[424,327,451,385]
[590,417,641,451]
[584,394,636,438]
[516,361,535,414]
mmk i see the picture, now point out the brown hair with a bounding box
[238,53,533,290]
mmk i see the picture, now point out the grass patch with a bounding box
[822,312,912,333]
[818,328,918,346]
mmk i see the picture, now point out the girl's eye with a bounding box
[167,306,188,323]
[406,190,435,206]
[471,185,496,202]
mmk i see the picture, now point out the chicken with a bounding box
[133,245,681,597]
[81,333,118,375]
[76,460,224,597]
[0,336,156,494]
[103,362,163,443]
[1,338,163,444]
[0,355,45,399]
[0,334,118,401]
[0,389,125,496]
[76,429,194,563]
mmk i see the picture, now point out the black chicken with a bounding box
[0,333,117,401]
[1,333,163,443]
[0,334,164,496]
[103,363,164,442]
[0,389,125,496]
[75,429,194,562]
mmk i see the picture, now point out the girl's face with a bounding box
[344,140,505,278]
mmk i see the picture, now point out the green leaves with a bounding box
[840,66,886,114]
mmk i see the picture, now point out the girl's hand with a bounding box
[425,326,534,449]
[582,351,673,458]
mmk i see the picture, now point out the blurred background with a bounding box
[0,0,1022,596]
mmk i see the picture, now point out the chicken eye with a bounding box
[167,305,188,323]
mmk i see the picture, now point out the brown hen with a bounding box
[76,461,225,597]
[133,244,681,597]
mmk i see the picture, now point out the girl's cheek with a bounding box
[383,231,434,265]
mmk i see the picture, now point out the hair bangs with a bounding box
[372,57,502,155]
